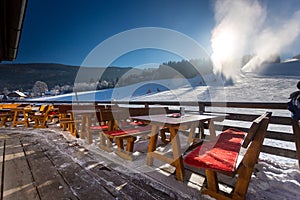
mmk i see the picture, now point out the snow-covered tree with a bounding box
[32,81,48,96]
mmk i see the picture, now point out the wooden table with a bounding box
[132,113,222,181]
[11,107,32,128]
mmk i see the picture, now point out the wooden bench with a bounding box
[58,105,79,137]
[11,104,31,128]
[0,104,23,127]
[184,112,272,200]
[98,107,169,160]
[29,105,52,128]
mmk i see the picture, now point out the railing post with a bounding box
[197,103,206,138]
[292,119,300,169]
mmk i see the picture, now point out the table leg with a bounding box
[169,127,185,181]
[198,121,205,139]
[23,110,29,128]
[12,110,19,127]
[80,115,86,139]
[208,120,216,139]
[187,122,197,144]
[147,125,159,166]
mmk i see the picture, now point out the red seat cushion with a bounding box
[184,128,246,174]
[89,125,109,130]
[104,126,151,137]
[104,129,140,136]
[49,111,59,115]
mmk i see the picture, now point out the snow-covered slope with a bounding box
[252,59,300,77]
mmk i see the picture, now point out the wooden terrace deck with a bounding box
[0,126,189,200]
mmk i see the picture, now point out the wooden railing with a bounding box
[1,100,299,167]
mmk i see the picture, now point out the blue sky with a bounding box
[13,0,300,67]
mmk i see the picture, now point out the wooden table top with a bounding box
[132,113,222,125]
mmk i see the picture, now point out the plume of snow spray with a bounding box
[211,0,300,80]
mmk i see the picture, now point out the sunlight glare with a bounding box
[211,26,237,72]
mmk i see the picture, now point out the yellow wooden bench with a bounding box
[0,104,24,127]
[29,105,52,128]
[184,112,272,200]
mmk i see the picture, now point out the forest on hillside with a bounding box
[0,59,213,94]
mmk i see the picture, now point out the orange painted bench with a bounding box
[184,112,272,200]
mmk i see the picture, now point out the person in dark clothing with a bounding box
[288,81,300,120]
[289,81,300,99]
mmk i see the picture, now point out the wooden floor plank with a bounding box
[0,129,175,199]
[49,142,172,199]
[44,148,115,200]
[43,139,172,199]
[30,137,116,200]
[20,138,79,200]
[3,137,39,200]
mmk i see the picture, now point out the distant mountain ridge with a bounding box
[0,63,133,92]
[0,60,214,93]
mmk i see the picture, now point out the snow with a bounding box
[32,62,300,199]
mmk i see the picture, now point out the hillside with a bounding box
[0,60,213,93]
[255,59,300,76]
[0,63,133,92]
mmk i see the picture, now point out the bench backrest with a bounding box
[231,112,272,198]
[242,112,272,148]
[58,105,73,113]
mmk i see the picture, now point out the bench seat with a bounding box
[184,128,246,175]
[104,125,151,137]
[89,125,109,130]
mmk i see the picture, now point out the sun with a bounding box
[211,25,239,74]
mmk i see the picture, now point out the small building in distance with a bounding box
[7,90,27,100]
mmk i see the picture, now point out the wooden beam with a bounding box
[261,145,298,159]
[292,120,300,168]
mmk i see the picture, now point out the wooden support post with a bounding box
[197,103,206,138]
[292,119,300,169]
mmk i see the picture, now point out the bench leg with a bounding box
[205,170,219,192]
[125,136,137,152]
[99,132,113,152]
[147,125,159,166]
[115,136,137,161]
[233,165,254,200]
[116,138,124,150]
